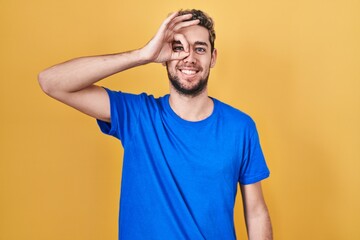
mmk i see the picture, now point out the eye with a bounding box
[173,46,184,52]
[195,47,206,54]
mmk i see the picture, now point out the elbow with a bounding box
[38,71,54,95]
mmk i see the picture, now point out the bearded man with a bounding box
[39,9,272,240]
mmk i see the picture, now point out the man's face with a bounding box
[166,25,217,97]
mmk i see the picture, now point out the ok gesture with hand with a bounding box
[141,12,200,63]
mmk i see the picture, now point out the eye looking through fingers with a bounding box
[173,33,189,53]
[172,41,184,52]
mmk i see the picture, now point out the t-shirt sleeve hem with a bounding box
[96,119,117,136]
[239,171,270,185]
[95,87,119,137]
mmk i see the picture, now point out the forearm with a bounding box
[245,208,273,240]
[240,183,273,240]
[38,49,149,94]
[37,12,199,121]
[38,12,199,96]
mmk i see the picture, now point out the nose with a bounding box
[183,49,196,64]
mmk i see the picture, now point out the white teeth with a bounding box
[181,70,197,75]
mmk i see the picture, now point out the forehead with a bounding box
[178,25,210,45]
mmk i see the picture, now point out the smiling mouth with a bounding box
[180,69,198,75]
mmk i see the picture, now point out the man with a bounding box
[39,9,272,240]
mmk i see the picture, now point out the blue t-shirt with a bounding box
[97,88,270,240]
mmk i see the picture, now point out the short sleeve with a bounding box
[238,121,270,185]
[96,88,142,145]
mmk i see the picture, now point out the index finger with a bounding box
[173,33,190,53]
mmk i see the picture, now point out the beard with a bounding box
[166,65,210,97]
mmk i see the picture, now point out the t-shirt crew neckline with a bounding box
[162,94,219,127]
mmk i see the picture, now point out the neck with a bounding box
[169,89,214,122]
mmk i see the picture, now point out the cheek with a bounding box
[201,58,213,69]
[166,61,179,70]
[200,54,213,65]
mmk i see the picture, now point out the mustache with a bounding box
[176,64,203,71]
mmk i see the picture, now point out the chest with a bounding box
[131,113,244,188]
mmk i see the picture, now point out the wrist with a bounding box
[137,46,155,65]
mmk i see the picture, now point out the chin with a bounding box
[166,65,210,97]
[169,76,208,97]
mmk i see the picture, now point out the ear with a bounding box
[210,48,217,68]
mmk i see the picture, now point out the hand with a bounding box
[141,12,200,63]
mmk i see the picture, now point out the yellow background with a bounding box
[1,0,359,239]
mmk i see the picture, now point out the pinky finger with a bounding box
[161,12,179,28]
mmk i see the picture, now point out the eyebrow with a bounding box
[194,41,208,47]
[172,40,209,47]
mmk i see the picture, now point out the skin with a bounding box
[166,24,217,121]
[166,25,216,97]
[38,11,272,239]
[241,183,273,240]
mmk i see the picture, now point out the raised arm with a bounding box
[38,12,199,122]
[240,182,273,240]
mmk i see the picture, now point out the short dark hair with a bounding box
[178,9,216,53]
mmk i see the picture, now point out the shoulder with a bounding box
[103,88,161,105]
[107,89,169,119]
[104,88,150,99]
[213,98,256,128]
